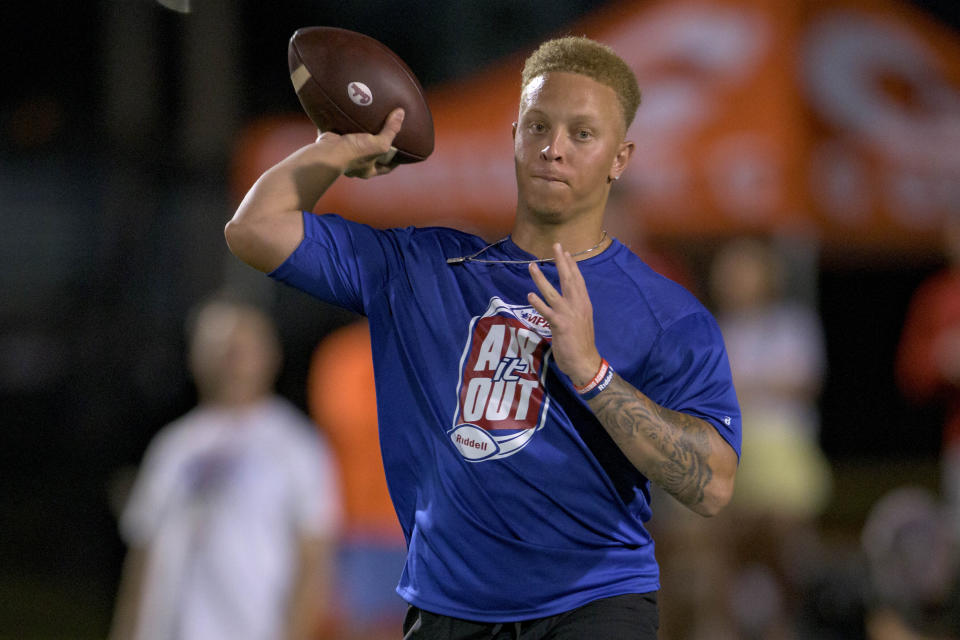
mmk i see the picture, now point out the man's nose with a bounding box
[539,133,566,161]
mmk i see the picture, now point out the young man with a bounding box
[110,299,341,640]
[226,37,740,639]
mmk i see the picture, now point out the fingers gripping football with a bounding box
[315,108,404,179]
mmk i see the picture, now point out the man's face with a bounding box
[190,306,280,404]
[513,72,631,223]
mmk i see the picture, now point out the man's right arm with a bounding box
[225,108,405,273]
[108,545,149,640]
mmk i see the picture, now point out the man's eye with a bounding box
[577,130,592,139]
[529,122,546,133]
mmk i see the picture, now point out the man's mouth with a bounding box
[532,173,567,184]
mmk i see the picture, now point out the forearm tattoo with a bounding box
[588,372,713,507]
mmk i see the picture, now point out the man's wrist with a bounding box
[576,359,615,400]
[573,356,608,392]
[309,136,355,175]
[568,354,603,388]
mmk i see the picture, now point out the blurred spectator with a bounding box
[709,236,832,637]
[109,297,341,640]
[897,212,960,537]
[710,236,831,520]
[861,486,960,639]
[307,319,408,640]
[650,236,830,640]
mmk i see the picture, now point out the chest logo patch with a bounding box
[449,297,552,461]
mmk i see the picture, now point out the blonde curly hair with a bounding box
[521,36,641,131]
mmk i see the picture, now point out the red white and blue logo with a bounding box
[449,297,552,461]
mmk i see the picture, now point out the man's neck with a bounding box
[200,388,271,410]
[510,216,610,261]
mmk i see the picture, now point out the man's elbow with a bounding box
[697,477,735,517]
[223,217,271,272]
[224,217,248,259]
[224,211,303,274]
[691,438,739,517]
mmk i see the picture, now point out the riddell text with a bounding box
[455,433,489,452]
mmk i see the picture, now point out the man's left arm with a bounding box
[585,374,737,516]
[285,533,337,640]
[528,244,737,517]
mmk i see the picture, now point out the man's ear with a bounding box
[512,122,518,140]
[610,140,635,181]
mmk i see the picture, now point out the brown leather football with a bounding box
[288,26,434,163]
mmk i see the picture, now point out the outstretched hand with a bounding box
[527,243,602,387]
[315,107,405,179]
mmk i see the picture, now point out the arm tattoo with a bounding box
[588,372,714,508]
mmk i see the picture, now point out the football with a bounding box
[288,26,435,163]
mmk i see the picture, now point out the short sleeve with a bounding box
[269,212,401,315]
[640,312,742,457]
[119,431,179,546]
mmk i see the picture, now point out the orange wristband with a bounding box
[574,358,611,395]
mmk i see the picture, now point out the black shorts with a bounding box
[401,592,659,640]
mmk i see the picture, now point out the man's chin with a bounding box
[521,197,571,222]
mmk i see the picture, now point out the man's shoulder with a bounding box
[402,224,489,251]
[603,243,708,328]
[378,225,494,271]
[316,214,488,257]
[143,406,217,458]
[255,396,334,452]
[314,214,482,241]
[257,397,318,437]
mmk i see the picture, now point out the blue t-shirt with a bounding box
[271,212,741,621]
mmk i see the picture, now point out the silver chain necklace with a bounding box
[446,231,608,265]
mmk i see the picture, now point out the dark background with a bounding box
[1,1,957,636]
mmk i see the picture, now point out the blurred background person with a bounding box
[708,236,832,638]
[306,319,408,640]
[109,297,341,640]
[861,486,960,639]
[897,211,960,538]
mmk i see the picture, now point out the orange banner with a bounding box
[231,0,960,251]
[800,0,960,249]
